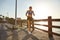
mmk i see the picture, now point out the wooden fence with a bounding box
[34,16,60,36]
[0,16,60,37]
[21,16,60,36]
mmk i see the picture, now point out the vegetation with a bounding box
[0,16,21,25]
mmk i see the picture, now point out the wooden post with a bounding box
[27,20,28,28]
[21,20,22,27]
[48,16,52,37]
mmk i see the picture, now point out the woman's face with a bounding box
[29,7,32,10]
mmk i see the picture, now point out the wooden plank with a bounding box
[52,26,60,28]
[34,19,48,22]
[34,24,60,28]
[21,19,60,22]
[48,16,52,37]
[34,24,48,27]
[52,19,60,21]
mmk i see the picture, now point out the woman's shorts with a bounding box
[27,17,33,21]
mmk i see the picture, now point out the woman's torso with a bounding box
[27,10,33,17]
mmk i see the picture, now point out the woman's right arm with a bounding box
[26,11,28,16]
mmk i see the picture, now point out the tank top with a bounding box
[27,10,34,15]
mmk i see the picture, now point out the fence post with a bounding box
[48,16,52,37]
[21,20,22,27]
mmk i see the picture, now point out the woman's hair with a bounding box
[29,6,32,9]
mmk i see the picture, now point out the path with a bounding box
[0,23,60,40]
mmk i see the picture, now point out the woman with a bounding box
[26,6,35,34]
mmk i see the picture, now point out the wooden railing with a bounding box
[21,16,60,36]
[34,16,60,36]
[0,16,60,36]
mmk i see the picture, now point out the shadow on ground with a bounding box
[48,35,54,40]
[0,24,7,40]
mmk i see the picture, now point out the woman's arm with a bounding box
[26,11,28,16]
[32,11,35,16]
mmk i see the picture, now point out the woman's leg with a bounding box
[27,20,31,33]
[31,20,34,32]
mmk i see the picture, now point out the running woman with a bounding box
[26,6,35,34]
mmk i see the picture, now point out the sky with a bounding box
[0,0,60,19]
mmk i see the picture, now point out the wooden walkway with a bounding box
[0,23,60,40]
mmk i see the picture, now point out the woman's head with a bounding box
[29,6,32,10]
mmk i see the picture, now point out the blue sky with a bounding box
[0,0,60,19]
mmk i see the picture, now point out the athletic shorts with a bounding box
[27,17,33,21]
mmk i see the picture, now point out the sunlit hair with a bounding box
[29,6,32,9]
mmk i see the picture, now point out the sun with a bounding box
[31,3,52,19]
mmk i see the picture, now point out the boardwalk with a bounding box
[0,23,60,40]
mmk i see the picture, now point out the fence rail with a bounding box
[34,24,60,28]
[34,19,60,21]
